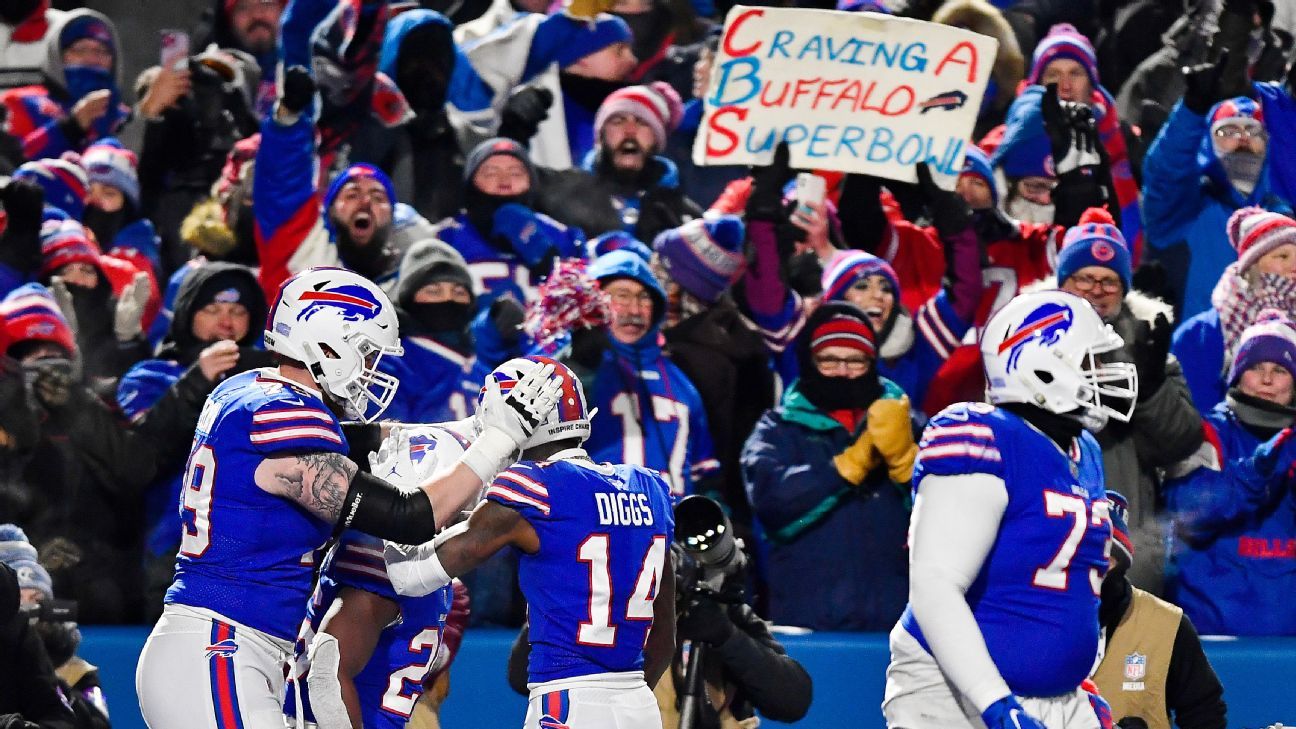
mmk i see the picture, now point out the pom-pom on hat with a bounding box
[1228,309,1296,386]
[1057,208,1132,293]
[1027,23,1098,88]
[821,250,900,304]
[594,81,684,152]
[1226,206,1296,273]
[652,215,746,304]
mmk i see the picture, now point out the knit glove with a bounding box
[1181,49,1230,115]
[1131,313,1171,399]
[279,64,316,116]
[868,396,918,483]
[1040,84,1102,176]
[48,277,79,341]
[493,203,559,268]
[1252,427,1296,483]
[916,162,972,239]
[114,270,152,342]
[498,86,553,145]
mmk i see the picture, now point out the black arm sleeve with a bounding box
[713,604,813,722]
[1164,615,1227,729]
[337,471,438,544]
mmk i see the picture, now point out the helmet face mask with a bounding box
[478,356,593,450]
[981,291,1138,431]
[264,268,404,424]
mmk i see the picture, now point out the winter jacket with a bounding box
[1142,99,1290,319]
[662,297,776,524]
[191,0,278,116]
[568,251,719,497]
[379,334,479,424]
[1092,290,1203,595]
[1163,395,1296,636]
[0,9,129,160]
[1251,81,1296,215]
[0,565,76,729]
[1171,308,1227,416]
[115,263,270,561]
[579,152,704,245]
[741,379,910,631]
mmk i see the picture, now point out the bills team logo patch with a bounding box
[206,638,239,659]
[297,283,383,322]
[1091,241,1116,262]
[998,302,1074,372]
[1124,652,1146,681]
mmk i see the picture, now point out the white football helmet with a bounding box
[263,267,404,423]
[478,356,592,449]
[980,290,1137,431]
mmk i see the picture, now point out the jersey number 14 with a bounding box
[575,535,667,647]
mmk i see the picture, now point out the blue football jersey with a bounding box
[164,369,347,641]
[901,402,1111,698]
[485,457,675,684]
[285,532,455,729]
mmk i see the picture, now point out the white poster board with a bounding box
[692,7,999,185]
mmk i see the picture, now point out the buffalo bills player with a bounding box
[285,425,471,729]
[884,290,1135,729]
[384,356,676,729]
[135,268,562,729]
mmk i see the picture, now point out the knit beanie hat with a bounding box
[960,145,998,204]
[396,238,474,309]
[821,250,901,303]
[190,268,263,315]
[39,217,101,279]
[14,158,89,220]
[1209,97,1265,137]
[1106,491,1134,565]
[323,163,397,216]
[1228,309,1296,386]
[1,283,76,357]
[527,12,631,77]
[60,14,114,54]
[82,138,139,209]
[1027,23,1098,88]
[809,312,877,358]
[0,524,53,603]
[591,230,652,262]
[463,137,537,187]
[594,82,684,152]
[652,215,746,304]
[1227,206,1296,273]
[1057,208,1132,292]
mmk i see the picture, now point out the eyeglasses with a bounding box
[813,355,872,374]
[607,290,654,308]
[1068,273,1123,293]
[1018,178,1058,198]
[1214,124,1267,142]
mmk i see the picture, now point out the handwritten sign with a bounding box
[693,7,998,185]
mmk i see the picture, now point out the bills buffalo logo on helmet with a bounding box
[296,283,383,323]
[998,301,1074,372]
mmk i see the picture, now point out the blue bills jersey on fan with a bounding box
[164,369,347,642]
[485,458,675,684]
[285,532,454,729]
[900,402,1112,698]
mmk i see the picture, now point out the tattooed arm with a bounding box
[254,451,360,522]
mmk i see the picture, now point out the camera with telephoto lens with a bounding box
[673,495,746,600]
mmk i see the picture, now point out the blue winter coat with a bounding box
[1164,401,1296,636]
[741,380,910,631]
[1171,308,1227,415]
[1142,100,1289,319]
[378,334,481,424]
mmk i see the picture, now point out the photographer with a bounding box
[0,542,76,729]
[506,496,812,728]
[0,525,108,729]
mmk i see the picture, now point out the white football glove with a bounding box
[462,362,562,481]
[306,633,354,729]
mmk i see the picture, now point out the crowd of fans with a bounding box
[1,0,1295,689]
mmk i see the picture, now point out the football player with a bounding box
[285,425,472,729]
[136,268,561,729]
[883,290,1135,729]
[384,356,676,729]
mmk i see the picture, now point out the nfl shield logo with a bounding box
[1124,652,1147,681]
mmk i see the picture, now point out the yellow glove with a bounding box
[564,0,617,20]
[180,197,236,257]
[834,429,879,486]
[867,397,918,484]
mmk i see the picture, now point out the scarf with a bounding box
[1211,263,1296,350]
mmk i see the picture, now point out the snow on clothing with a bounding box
[741,378,911,631]
[0,9,129,160]
[1142,99,1290,319]
[576,250,719,498]
[1164,396,1296,636]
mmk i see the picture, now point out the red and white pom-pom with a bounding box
[523,258,612,344]
[1078,207,1115,226]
